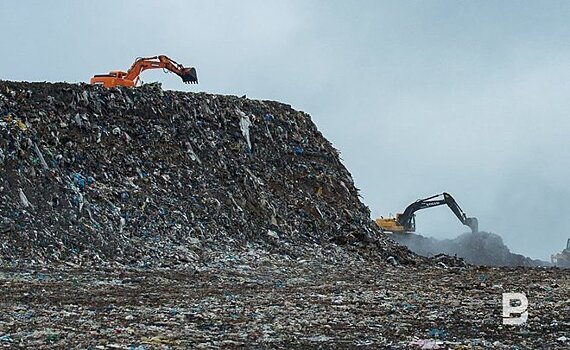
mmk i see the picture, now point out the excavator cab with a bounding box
[376,214,415,233]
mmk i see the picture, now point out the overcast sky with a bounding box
[2,1,570,260]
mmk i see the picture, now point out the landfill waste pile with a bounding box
[0,80,415,267]
[390,231,550,267]
[0,260,568,349]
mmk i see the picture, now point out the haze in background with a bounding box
[1,1,569,260]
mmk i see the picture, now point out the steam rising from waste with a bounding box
[390,231,550,267]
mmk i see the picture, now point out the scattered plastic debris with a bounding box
[0,262,567,348]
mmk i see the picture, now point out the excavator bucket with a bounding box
[178,67,198,84]
[465,217,478,233]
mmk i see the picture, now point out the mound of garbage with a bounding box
[0,81,414,267]
[390,231,548,267]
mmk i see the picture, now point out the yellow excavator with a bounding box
[376,192,478,234]
[551,239,570,267]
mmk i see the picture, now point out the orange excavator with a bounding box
[90,55,198,88]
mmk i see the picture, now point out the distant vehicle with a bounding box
[551,238,570,267]
[376,192,478,234]
[91,55,198,88]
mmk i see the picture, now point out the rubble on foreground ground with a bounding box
[0,256,568,349]
[0,81,415,267]
[390,231,550,267]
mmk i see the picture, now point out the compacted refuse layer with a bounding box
[0,259,568,349]
[0,81,414,267]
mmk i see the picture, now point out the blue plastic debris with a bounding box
[129,345,148,350]
[72,172,87,190]
[0,334,13,343]
[429,328,447,340]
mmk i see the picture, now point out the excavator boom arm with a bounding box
[398,197,447,228]
[124,55,198,84]
[443,192,478,233]
[395,192,478,233]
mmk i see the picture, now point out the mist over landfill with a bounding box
[1,1,570,349]
[390,231,549,267]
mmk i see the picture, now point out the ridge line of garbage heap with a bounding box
[0,81,420,268]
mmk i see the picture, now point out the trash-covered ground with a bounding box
[390,231,550,267]
[0,256,568,349]
[0,80,414,267]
